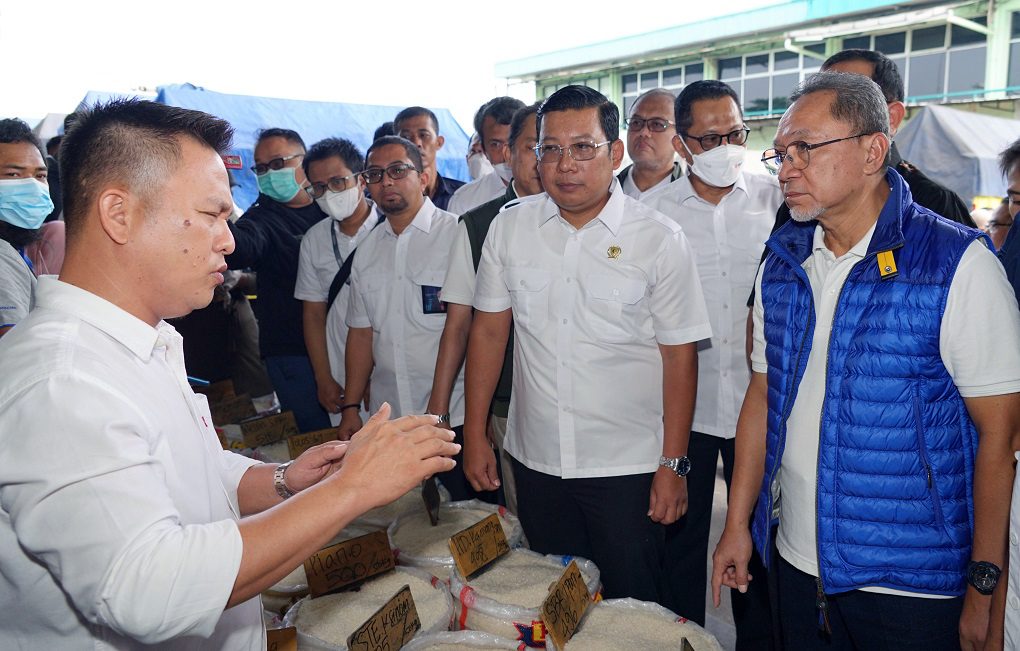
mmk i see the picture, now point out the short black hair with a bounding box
[46,135,62,156]
[1001,137,1020,177]
[365,135,424,172]
[477,97,526,136]
[508,102,542,149]
[303,137,365,176]
[0,118,44,156]
[394,106,440,134]
[822,49,904,103]
[538,85,619,143]
[674,80,742,134]
[373,121,395,142]
[60,99,233,239]
[256,127,305,152]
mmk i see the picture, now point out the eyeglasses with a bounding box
[361,163,419,184]
[761,133,870,175]
[625,117,675,133]
[680,127,750,151]
[306,173,360,199]
[251,153,303,176]
[534,141,612,164]
[986,220,1014,230]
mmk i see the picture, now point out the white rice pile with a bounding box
[464,549,570,608]
[252,440,290,463]
[401,630,523,650]
[561,598,722,651]
[286,567,453,649]
[389,501,522,564]
[353,483,451,529]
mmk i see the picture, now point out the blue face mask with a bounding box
[0,178,54,230]
[257,167,303,203]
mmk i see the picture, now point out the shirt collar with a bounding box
[673,171,749,205]
[537,179,623,236]
[33,276,163,362]
[812,220,878,260]
[384,196,437,236]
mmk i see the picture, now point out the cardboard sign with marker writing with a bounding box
[240,411,299,449]
[287,427,338,459]
[448,512,510,578]
[266,626,297,651]
[347,585,420,651]
[540,560,591,650]
[682,638,695,651]
[209,393,255,426]
[195,378,235,403]
[305,530,395,598]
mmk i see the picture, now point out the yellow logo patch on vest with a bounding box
[877,250,898,279]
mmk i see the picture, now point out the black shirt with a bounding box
[430,173,465,212]
[226,194,326,357]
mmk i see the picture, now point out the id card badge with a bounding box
[421,285,446,314]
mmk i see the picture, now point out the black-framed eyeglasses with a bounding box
[251,153,303,176]
[305,173,360,198]
[625,117,675,133]
[533,141,612,164]
[680,127,750,151]
[761,133,870,175]
[361,163,419,184]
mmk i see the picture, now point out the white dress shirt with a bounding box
[447,171,506,215]
[474,182,712,479]
[347,198,465,425]
[647,172,781,438]
[295,213,376,424]
[0,239,36,328]
[622,168,673,200]
[751,228,1020,596]
[0,277,263,649]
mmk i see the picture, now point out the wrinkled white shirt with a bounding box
[0,277,263,649]
[447,171,506,215]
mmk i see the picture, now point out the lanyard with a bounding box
[329,221,346,267]
[17,248,34,274]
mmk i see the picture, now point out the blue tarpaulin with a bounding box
[78,84,470,210]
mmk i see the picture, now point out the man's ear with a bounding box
[887,101,906,136]
[611,139,625,171]
[864,133,892,176]
[672,134,693,166]
[435,134,445,151]
[96,187,135,245]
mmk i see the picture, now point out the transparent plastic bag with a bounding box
[353,482,452,529]
[402,629,527,650]
[554,597,723,651]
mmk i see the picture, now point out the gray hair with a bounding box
[790,71,890,138]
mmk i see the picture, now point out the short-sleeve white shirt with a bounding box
[473,182,712,478]
[751,226,1020,594]
[0,239,36,329]
[346,198,465,425]
[622,168,672,200]
[448,171,506,215]
[648,172,781,438]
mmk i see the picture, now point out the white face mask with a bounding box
[315,185,361,221]
[492,162,513,184]
[683,142,745,188]
[467,151,494,180]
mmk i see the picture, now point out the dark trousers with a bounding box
[512,458,665,603]
[264,355,331,432]
[663,431,773,650]
[437,426,502,504]
[776,556,963,650]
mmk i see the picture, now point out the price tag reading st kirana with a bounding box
[286,427,337,459]
[304,530,395,598]
[266,626,297,651]
[347,585,420,651]
[448,512,510,578]
[540,560,591,650]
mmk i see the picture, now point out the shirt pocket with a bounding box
[506,266,551,329]
[359,272,388,329]
[585,274,649,343]
[411,268,448,330]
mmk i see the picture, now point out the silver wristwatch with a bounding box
[274,461,297,499]
[659,455,692,477]
[427,412,451,424]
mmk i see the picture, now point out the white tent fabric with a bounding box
[896,104,1020,203]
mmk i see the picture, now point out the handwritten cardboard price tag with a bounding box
[240,411,299,449]
[540,560,591,650]
[209,393,255,426]
[448,513,510,578]
[347,584,420,651]
[305,530,395,598]
[286,427,338,459]
[266,626,297,651]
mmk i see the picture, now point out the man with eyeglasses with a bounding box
[294,138,381,425]
[227,128,330,432]
[395,107,464,211]
[646,79,780,646]
[712,71,1020,650]
[619,88,683,199]
[448,97,525,215]
[468,85,711,602]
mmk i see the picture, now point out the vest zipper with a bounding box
[912,389,945,529]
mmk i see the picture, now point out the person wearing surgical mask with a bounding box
[295,138,382,425]
[227,127,330,432]
[465,133,493,181]
[0,118,52,337]
[647,80,782,647]
[447,97,524,215]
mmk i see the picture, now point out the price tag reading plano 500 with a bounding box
[448,513,510,578]
[304,530,395,598]
[541,560,591,650]
[347,585,420,651]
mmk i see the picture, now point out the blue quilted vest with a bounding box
[751,168,987,596]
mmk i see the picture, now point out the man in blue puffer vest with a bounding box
[711,71,1020,650]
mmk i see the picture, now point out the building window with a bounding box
[620,62,704,118]
[1009,12,1020,89]
[717,47,823,117]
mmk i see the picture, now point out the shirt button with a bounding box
[566,278,572,283]
[1011,532,1018,546]
[520,280,526,286]
[722,338,728,344]
[1010,596,1020,610]
[562,319,568,324]
[723,303,729,310]
[722,271,727,277]
[613,289,620,296]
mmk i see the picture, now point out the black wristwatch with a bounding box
[967,560,1002,595]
